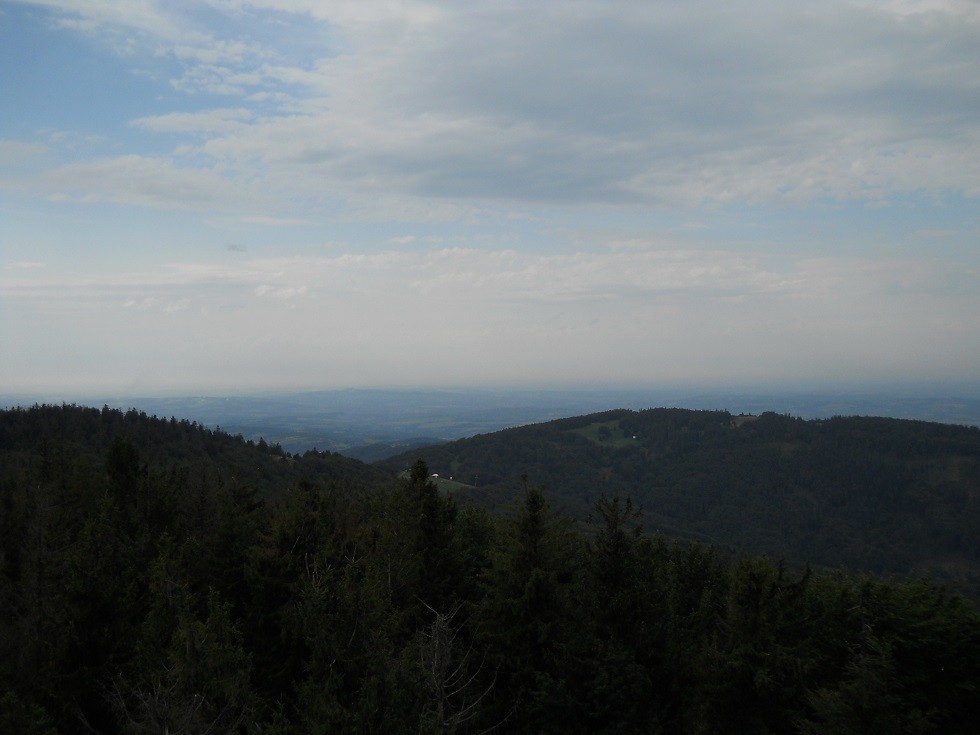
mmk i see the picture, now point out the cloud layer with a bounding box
[2,1,978,394]
[7,0,980,215]
[5,243,977,392]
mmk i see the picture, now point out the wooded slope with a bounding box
[381,408,980,591]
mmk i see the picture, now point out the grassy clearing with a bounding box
[571,420,641,448]
[430,475,474,493]
[397,470,474,493]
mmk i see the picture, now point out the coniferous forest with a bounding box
[2,404,979,733]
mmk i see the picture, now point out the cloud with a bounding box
[239,215,311,226]
[12,0,980,216]
[32,154,258,210]
[0,140,48,165]
[1,243,938,311]
[255,284,308,299]
[4,239,977,390]
[130,108,254,135]
[123,296,155,310]
[269,0,979,206]
[5,1,980,394]
[26,0,177,38]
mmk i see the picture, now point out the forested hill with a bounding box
[380,408,980,591]
[0,403,392,499]
[2,403,980,732]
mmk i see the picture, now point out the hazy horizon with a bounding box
[5,385,980,457]
[6,378,980,405]
[3,2,978,395]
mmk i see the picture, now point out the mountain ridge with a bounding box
[379,407,980,594]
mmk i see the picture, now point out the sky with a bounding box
[1,0,979,397]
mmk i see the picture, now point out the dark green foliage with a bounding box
[474,480,586,733]
[381,408,980,595]
[1,404,979,733]
[0,690,57,735]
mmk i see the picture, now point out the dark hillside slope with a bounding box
[380,408,980,591]
[0,403,392,500]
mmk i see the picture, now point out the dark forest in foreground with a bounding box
[2,404,979,733]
